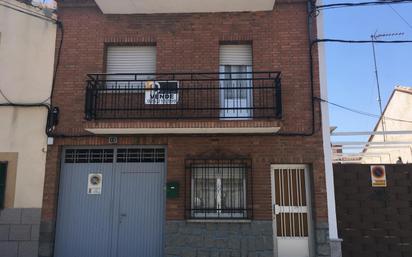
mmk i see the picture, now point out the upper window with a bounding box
[185,159,252,219]
[219,45,253,119]
[0,162,7,209]
[219,44,252,67]
[105,46,156,90]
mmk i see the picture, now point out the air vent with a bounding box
[64,149,114,163]
[117,148,165,163]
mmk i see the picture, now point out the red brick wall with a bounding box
[43,135,327,221]
[42,0,327,226]
[52,1,318,134]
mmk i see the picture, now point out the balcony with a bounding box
[85,72,282,125]
[94,0,276,14]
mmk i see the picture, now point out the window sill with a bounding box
[186,219,252,223]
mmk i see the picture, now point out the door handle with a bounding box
[273,204,280,216]
[119,213,127,223]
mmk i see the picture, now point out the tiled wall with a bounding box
[0,208,41,257]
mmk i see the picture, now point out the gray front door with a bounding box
[54,147,166,257]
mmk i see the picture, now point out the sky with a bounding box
[322,2,412,145]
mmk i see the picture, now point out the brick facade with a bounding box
[40,1,329,256]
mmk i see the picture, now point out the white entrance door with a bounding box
[271,165,311,257]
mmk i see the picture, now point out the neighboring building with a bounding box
[0,1,57,256]
[39,1,338,257]
[363,86,412,164]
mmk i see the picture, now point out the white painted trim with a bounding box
[332,130,412,136]
[333,145,411,149]
[186,219,252,223]
[270,164,313,257]
[85,127,280,135]
[270,164,308,169]
[332,141,412,145]
[334,152,389,156]
[316,0,340,243]
[269,166,279,257]
[94,0,276,14]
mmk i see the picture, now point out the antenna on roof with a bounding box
[370,30,404,142]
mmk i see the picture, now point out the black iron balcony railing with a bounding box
[85,72,282,120]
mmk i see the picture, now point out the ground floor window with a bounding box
[0,162,7,209]
[185,159,252,219]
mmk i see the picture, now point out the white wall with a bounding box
[0,0,57,207]
[95,0,275,14]
[363,89,412,164]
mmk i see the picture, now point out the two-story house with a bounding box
[39,0,334,256]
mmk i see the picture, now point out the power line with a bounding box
[388,5,412,30]
[0,88,13,104]
[316,0,412,11]
[315,97,412,124]
[43,21,64,105]
[314,38,412,44]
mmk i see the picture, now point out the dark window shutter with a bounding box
[0,163,7,209]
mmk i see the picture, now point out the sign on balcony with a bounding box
[145,81,179,105]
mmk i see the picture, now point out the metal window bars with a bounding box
[273,168,309,238]
[185,159,253,220]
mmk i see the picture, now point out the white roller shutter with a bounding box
[219,45,252,66]
[106,46,156,74]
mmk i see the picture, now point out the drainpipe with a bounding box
[315,1,343,257]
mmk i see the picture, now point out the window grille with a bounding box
[116,148,165,163]
[64,148,165,163]
[185,159,252,219]
[64,149,114,163]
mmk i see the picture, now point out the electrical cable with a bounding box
[0,20,63,105]
[388,5,412,30]
[314,97,412,124]
[276,0,317,137]
[0,2,63,106]
[316,0,412,11]
[43,20,64,105]
[3,0,412,139]
[315,38,412,44]
[0,88,13,104]
[0,17,64,136]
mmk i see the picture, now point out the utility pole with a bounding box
[371,31,404,142]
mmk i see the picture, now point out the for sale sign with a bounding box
[370,165,387,187]
[145,81,179,104]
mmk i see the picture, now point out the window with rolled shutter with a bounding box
[106,46,156,89]
[219,44,252,66]
[219,44,253,119]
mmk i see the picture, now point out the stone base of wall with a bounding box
[330,239,343,257]
[0,208,41,257]
[165,220,274,257]
[315,222,331,257]
[38,220,54,257]
[38,219,340,257]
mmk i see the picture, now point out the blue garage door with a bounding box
[54,147,166,257]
